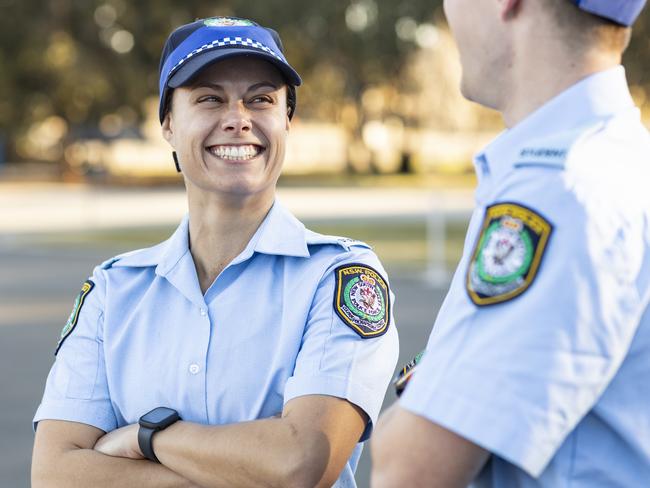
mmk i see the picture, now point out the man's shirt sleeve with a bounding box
[400,169,649,476]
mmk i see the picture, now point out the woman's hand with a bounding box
[94,424,144,460]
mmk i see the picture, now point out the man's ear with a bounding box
[499,0,521,20]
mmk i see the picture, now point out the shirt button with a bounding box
[199,308,207,316]
[189,363,201,375]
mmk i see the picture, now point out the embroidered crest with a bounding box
[55,280,94,355]
[334,264,390,338]
[467,202,552,306]
[203,17,255,27]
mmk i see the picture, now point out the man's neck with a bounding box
[500,44,621,128]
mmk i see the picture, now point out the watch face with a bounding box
[140,407,180,429]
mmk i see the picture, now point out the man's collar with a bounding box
[474,66,636,182]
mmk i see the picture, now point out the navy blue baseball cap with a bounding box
[573,0,646,26]
[158,16,302,122]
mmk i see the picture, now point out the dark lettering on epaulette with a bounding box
[519,148,567,160]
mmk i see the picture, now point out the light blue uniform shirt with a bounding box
[35,201,399,487]
[401,67,650,487]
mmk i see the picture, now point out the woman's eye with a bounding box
[250,96,273,104]
[198,95,222,103]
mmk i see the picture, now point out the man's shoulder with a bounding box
[513,109,650,172]
[569,110,650,166]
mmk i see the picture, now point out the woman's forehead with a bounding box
[191,57,286,88]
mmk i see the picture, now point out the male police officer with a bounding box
[372,1,650,487]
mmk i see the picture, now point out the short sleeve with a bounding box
[400,174,648,476]
[284,249,399,441]
[33,266,117,433]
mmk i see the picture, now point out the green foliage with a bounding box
[1,0,649,162]
[0,0,441,160]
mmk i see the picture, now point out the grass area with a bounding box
[17,218,470,276]
[307,220,469,274]
[67,172,476,190]
[277,172,477,190]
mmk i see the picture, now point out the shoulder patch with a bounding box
[467,202,552,306]
[333,264,390,338]
[55,280,95,355]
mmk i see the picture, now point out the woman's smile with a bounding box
[206,144,266,163]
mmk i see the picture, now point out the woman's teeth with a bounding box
[209,145,261,161]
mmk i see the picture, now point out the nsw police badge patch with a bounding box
[334,264,390,338]
[467,203,552,306]
[55,280,94,355]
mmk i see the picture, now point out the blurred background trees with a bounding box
[0,0,648,174]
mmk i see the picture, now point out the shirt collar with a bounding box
[156,199,310,275]
[230,199,310,265]
[155,213,191,276]
[474,66,636,184]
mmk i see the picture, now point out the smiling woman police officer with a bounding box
[32,17,398,488]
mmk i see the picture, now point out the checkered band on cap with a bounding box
[169,36,284,78]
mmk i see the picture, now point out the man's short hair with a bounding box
[545,0,632,53]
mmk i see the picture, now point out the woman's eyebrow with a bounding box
[191,82,278,92]
[247,82,279,92]
[192,82,224,90]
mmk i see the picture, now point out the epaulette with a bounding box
[99,256,122,270]
[304,229,372,251]
[513,121,606,170]
[98,243,164,270]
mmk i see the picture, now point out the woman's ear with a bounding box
[161,111,174,145]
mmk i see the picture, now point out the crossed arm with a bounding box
[370,404,490,488]
[32,394,367,488]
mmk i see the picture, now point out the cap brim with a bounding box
[167,47,302,89]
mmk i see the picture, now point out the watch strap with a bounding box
[138,425,161,463]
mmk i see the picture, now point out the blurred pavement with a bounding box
[0,182,473,234]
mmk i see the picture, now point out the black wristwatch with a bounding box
[138,407,180,463]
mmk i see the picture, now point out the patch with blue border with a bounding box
[334,264,390,338]
[467,202,552,306]
[55,280,94,355]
